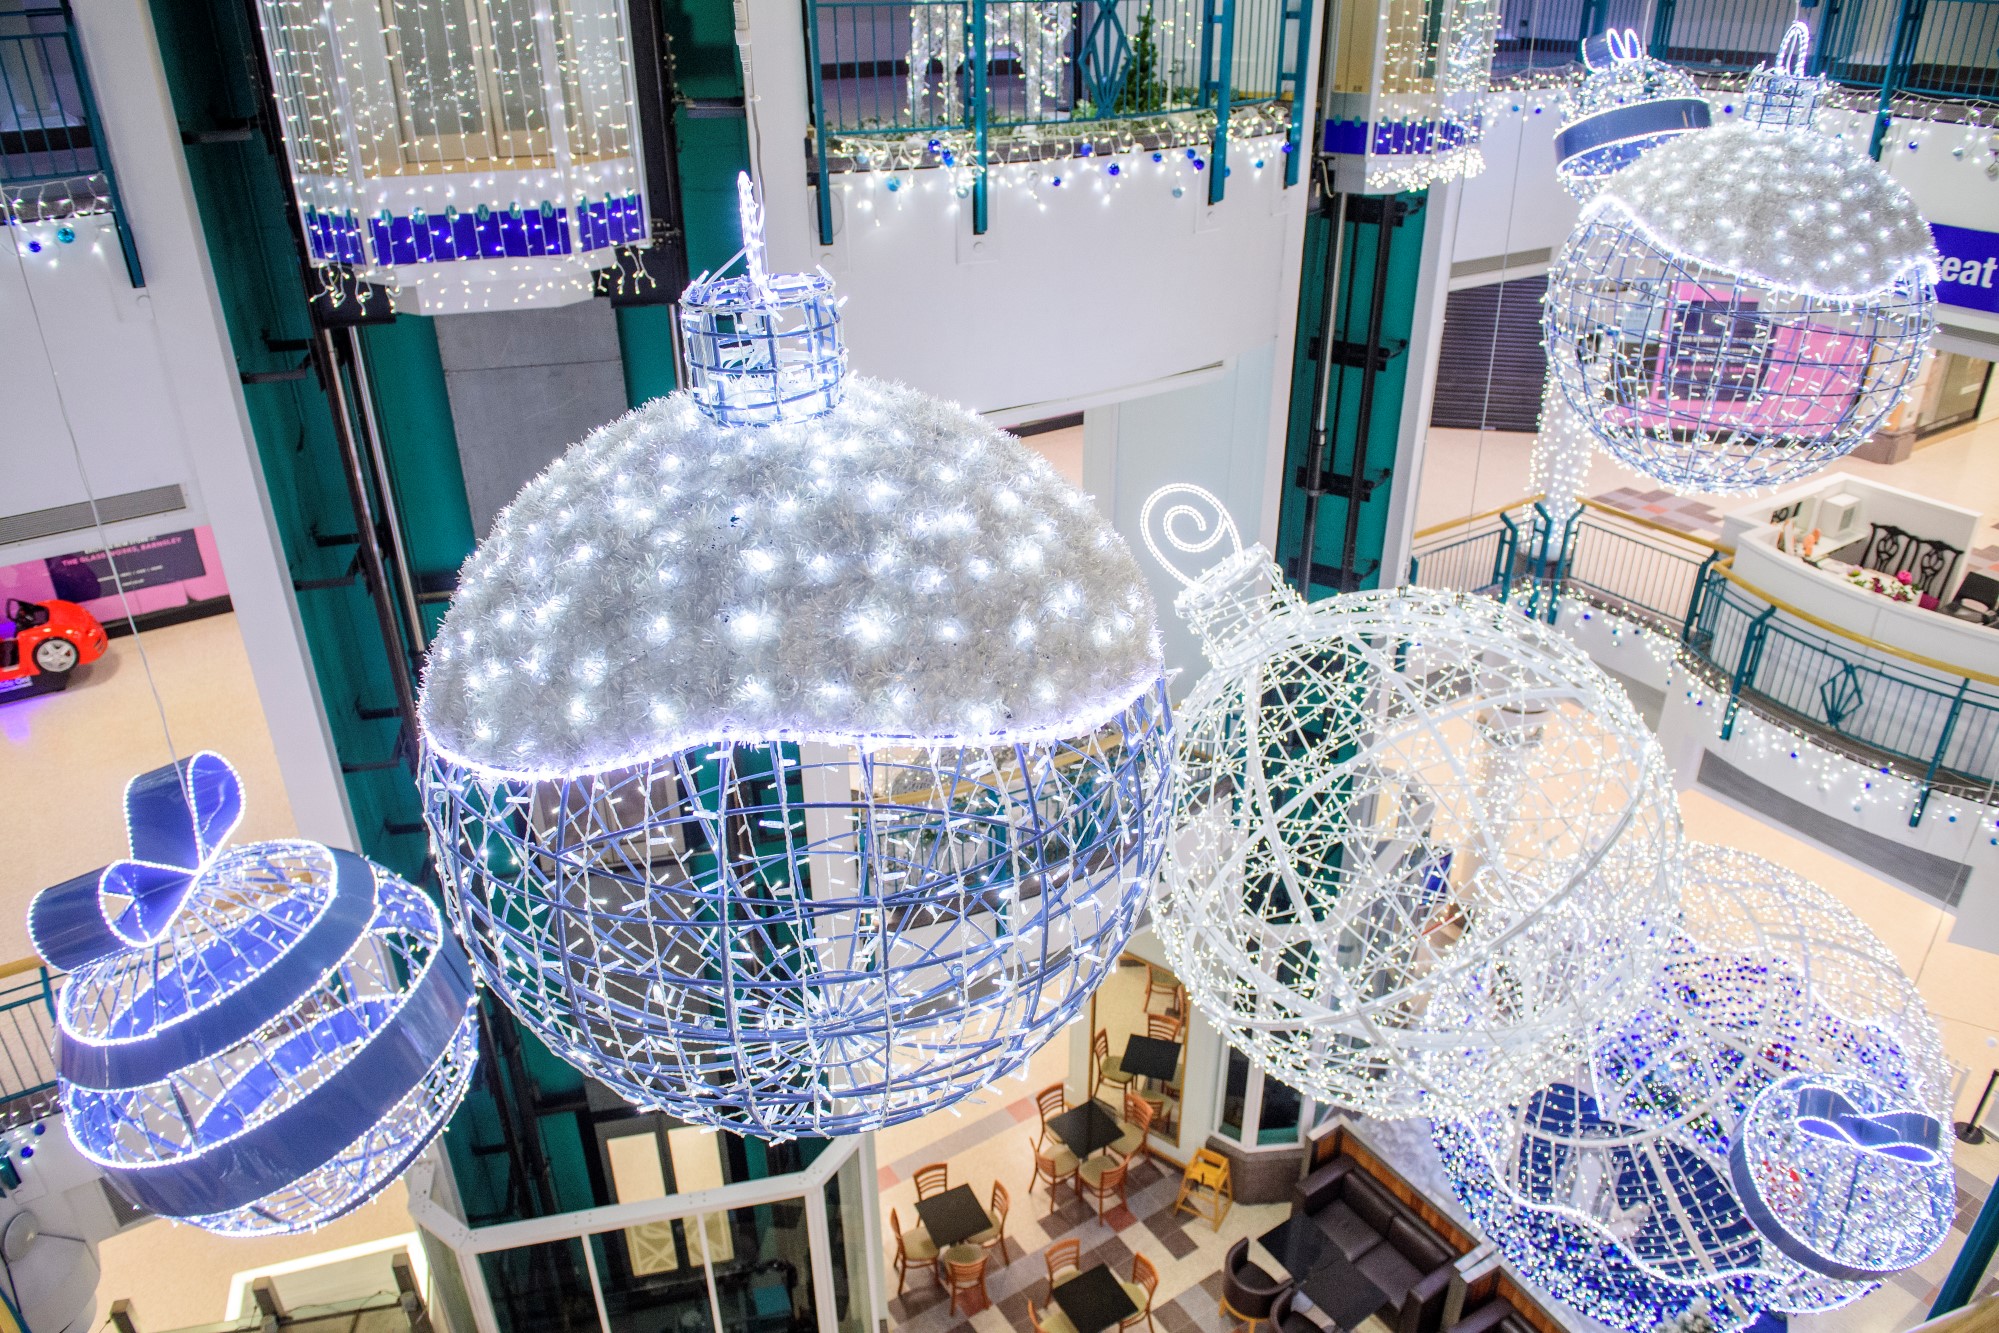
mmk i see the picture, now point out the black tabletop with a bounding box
[1053,1263,1139,1333]
[1047,1100,1126,1159]
[1257,1215,1328,1277]
[1303,1250,1389,1331]
[1120,1035,1182,1081]
[914,1184,992,1249]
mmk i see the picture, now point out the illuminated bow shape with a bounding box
[97,752,245,948]
[1794,1086,1944,1166]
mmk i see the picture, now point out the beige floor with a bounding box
[1415,414,1999,546]
[0,611,422,1331]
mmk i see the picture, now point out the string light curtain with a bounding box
[1543,26,1938,495]
[418,178,1172,1138]
[1324,0,1502,192]
[1139,485,1680,1121]
[1434,845,1952,1333]
[250,0,648,312]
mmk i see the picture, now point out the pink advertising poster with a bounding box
[0,527,229,623]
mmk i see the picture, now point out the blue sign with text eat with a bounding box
[1931,223,1999,316]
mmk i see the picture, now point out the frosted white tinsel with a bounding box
[423,377,1162,777]
[1141,486,1681,1120]
[1587,125,1938,298]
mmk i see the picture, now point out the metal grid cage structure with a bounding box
[1545,213,1935,495]
[679,269,848,427]
[37,755,479,1238]
[1434,845,1951,1333]
[1140,488,1682,1122]
[422,683,1172,1138]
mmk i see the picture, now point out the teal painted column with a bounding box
[1932,1187,1999,1318]
[1276,189,1429,598]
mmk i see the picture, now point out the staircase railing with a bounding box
[0,959,60,1125]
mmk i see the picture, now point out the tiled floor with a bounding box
[877,964,1289,1333]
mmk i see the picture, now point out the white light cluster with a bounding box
[249,0,646,314]
[1583,124,1937,299]
[1435,843,1951,1333]
[1141,485,1682,1120]
[423,377,1161,779]
[1528,375,1594,529]
[1356,0,1503,192]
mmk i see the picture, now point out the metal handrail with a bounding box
[1710,559,1999,690]
[1409,494,1543,544]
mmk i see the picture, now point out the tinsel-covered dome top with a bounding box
[422,377,1162,777]
[1587,123,1938,298]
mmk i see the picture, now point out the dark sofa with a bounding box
[1291,1156,1463,1333]
[1443,1298,1533,1333]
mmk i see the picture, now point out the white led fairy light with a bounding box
[1141,484,1682,1121]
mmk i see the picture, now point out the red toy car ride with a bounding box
[1,598,108,697]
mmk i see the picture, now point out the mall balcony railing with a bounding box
[0,0,143,285]
[1412,498,1999,826]
[1491,0,1999,106]
[804,0,1312,239]
[0,959,62,1126]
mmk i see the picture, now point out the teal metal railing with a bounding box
[0,0,142,284]
[1492,0,1999,107]
[0,960,61,1123]
[1412,500,1999,824]
[804,0,1310,238]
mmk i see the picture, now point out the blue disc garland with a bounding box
[28,752,478,1236]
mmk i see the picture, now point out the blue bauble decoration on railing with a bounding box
[28,752,478,1236]
[1544,23,1938,496]
[417,177,1171,1138]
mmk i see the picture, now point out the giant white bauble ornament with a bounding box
[1545,116,1938,494]
[1140,485,1680,1121]
[418,178,1172,1137]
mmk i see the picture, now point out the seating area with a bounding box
[1287,1157,1464,1333]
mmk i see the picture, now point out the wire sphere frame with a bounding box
[53,832,479,1238]
[423,682,1172,1138]
[1545,191,1936,496]
[1434,844,1951,1333]
[1142,487,1682,1121]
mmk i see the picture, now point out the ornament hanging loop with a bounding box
[1141,483,1244,589]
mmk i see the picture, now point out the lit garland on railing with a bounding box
[1140,484,1680,1120]
[247,0,649,314]
[1327,0,1502,192]
[1435,844,1952,1333]
[820,102,1296,201]
[28,753,478,1236]
[417,179,1171,1137]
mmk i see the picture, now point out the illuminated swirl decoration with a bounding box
[1435,845,1951,1333]
[1142,485,1680,1119]
[419,179,1171,1138]
[1545,36,1938,496]
[28,752,478,1236]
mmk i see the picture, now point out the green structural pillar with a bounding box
[1931,1185,1999,1318]
[1277,188,1429,599]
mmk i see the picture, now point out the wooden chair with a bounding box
[1093,1029,1138,1099]
[1112,1091,1156,1162]
[1144,964,1179,1013]
[1120,1253,1160,1333]
[945,1249,990,1316]
[1030,1299,1081,1333]
[966,1180,1012,1265]
[1173,1147,1233,1229]
[912,1161,949,1200]
[1077,1152,1129,1217]
[1034,1081,1068,1145]
[889,1206,939,1295]
[1045,1237,1083,1290]
[1221,1238,1284,1333]
[1032,1144,1080,1204]
[1146,1013,1183,1042]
